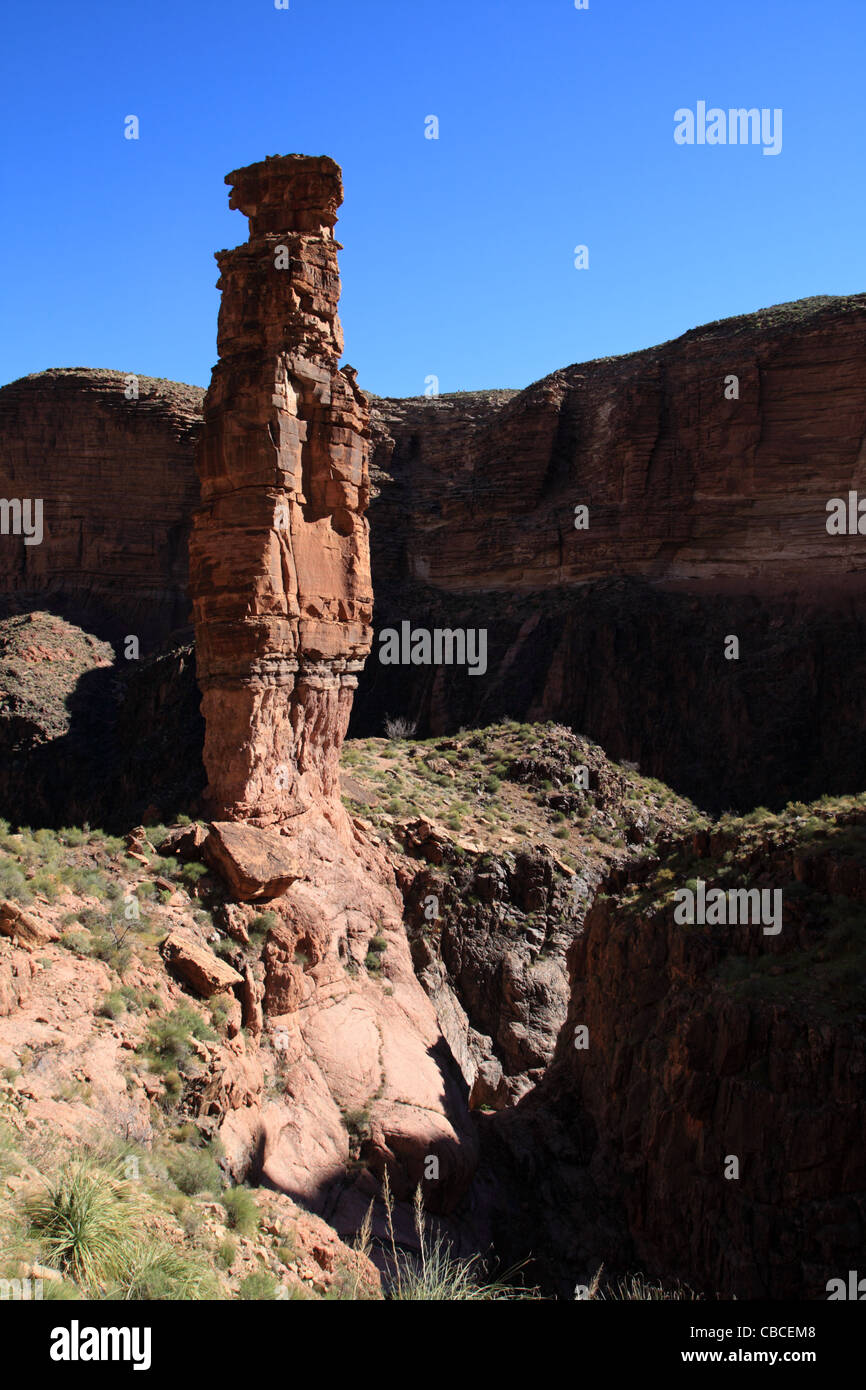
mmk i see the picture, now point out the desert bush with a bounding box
[109,1241,218,1300]
[166,1145,222,1197]
[221,1186,259,1236]
[178,861,210,890]
[238,1271,279,1300]
[0,861,32,902]
[577,1265,699,1301]
[144,1004,216,1071]
[216,1236,237,1270]
[384,715,417,740]
[382,1180,527,1301]
[249,911,279,940]
[58,827,88,847]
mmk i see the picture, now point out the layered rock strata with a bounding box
[185,156,476,1232]
[189,154,372,825]
[4,295,866,813]
[0,369,202,643]
[355,295,866,808]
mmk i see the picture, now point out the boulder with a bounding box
[0,901,60,951]
[204,822,302,901]
[161,929,242,998]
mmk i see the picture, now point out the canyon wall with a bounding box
[369,295,866,598]
[1,295,865,814]
[480,808,866,1299]
[0,368,202,644]
[356,294,866,809]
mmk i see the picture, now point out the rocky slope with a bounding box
[340,720,701,1110]
[2,741,861,1298]
[0,823,381,1300]
[0,610,204,830]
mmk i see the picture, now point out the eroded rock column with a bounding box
[190,154,372,824]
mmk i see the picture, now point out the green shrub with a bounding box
[60,931,90,955]
[90,932,133,974]
[342,1108,371,1144]
[276,1238,298,1266]
[58,827,88,847]
[166,1145,222,1197]
[210,995,233,1028]
[110,1241,218,1300]
[178,862,210,890]
[249,911,279,939]
[238,1271,278,1300]
[221,1187,259,1236]
[144,1005,216,1071]
[159,1070,183,1110]
[217,1236,237,1270]
[98,990,131,1020]
[0,862,32,902]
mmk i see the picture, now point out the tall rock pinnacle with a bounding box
[190,154,372,824]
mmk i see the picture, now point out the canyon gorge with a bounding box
[0,156,863,1301]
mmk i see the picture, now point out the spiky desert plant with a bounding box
[26,1156,144,1291]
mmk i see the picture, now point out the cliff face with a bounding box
[369,295,866,597]
[3,295,865,813]
[355,294,866,809]
[0,368,203,644]
[481,803,866,1299]
[189,154,372,825]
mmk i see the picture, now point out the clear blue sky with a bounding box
[1,0,863,398]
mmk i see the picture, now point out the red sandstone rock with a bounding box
[0,370,202,642]
[0,901,60,951]
[161,930,242,998]
[204,821,302,900]
[159,822,208,859]
[185,156,478,1224]
[189,154,373,825]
